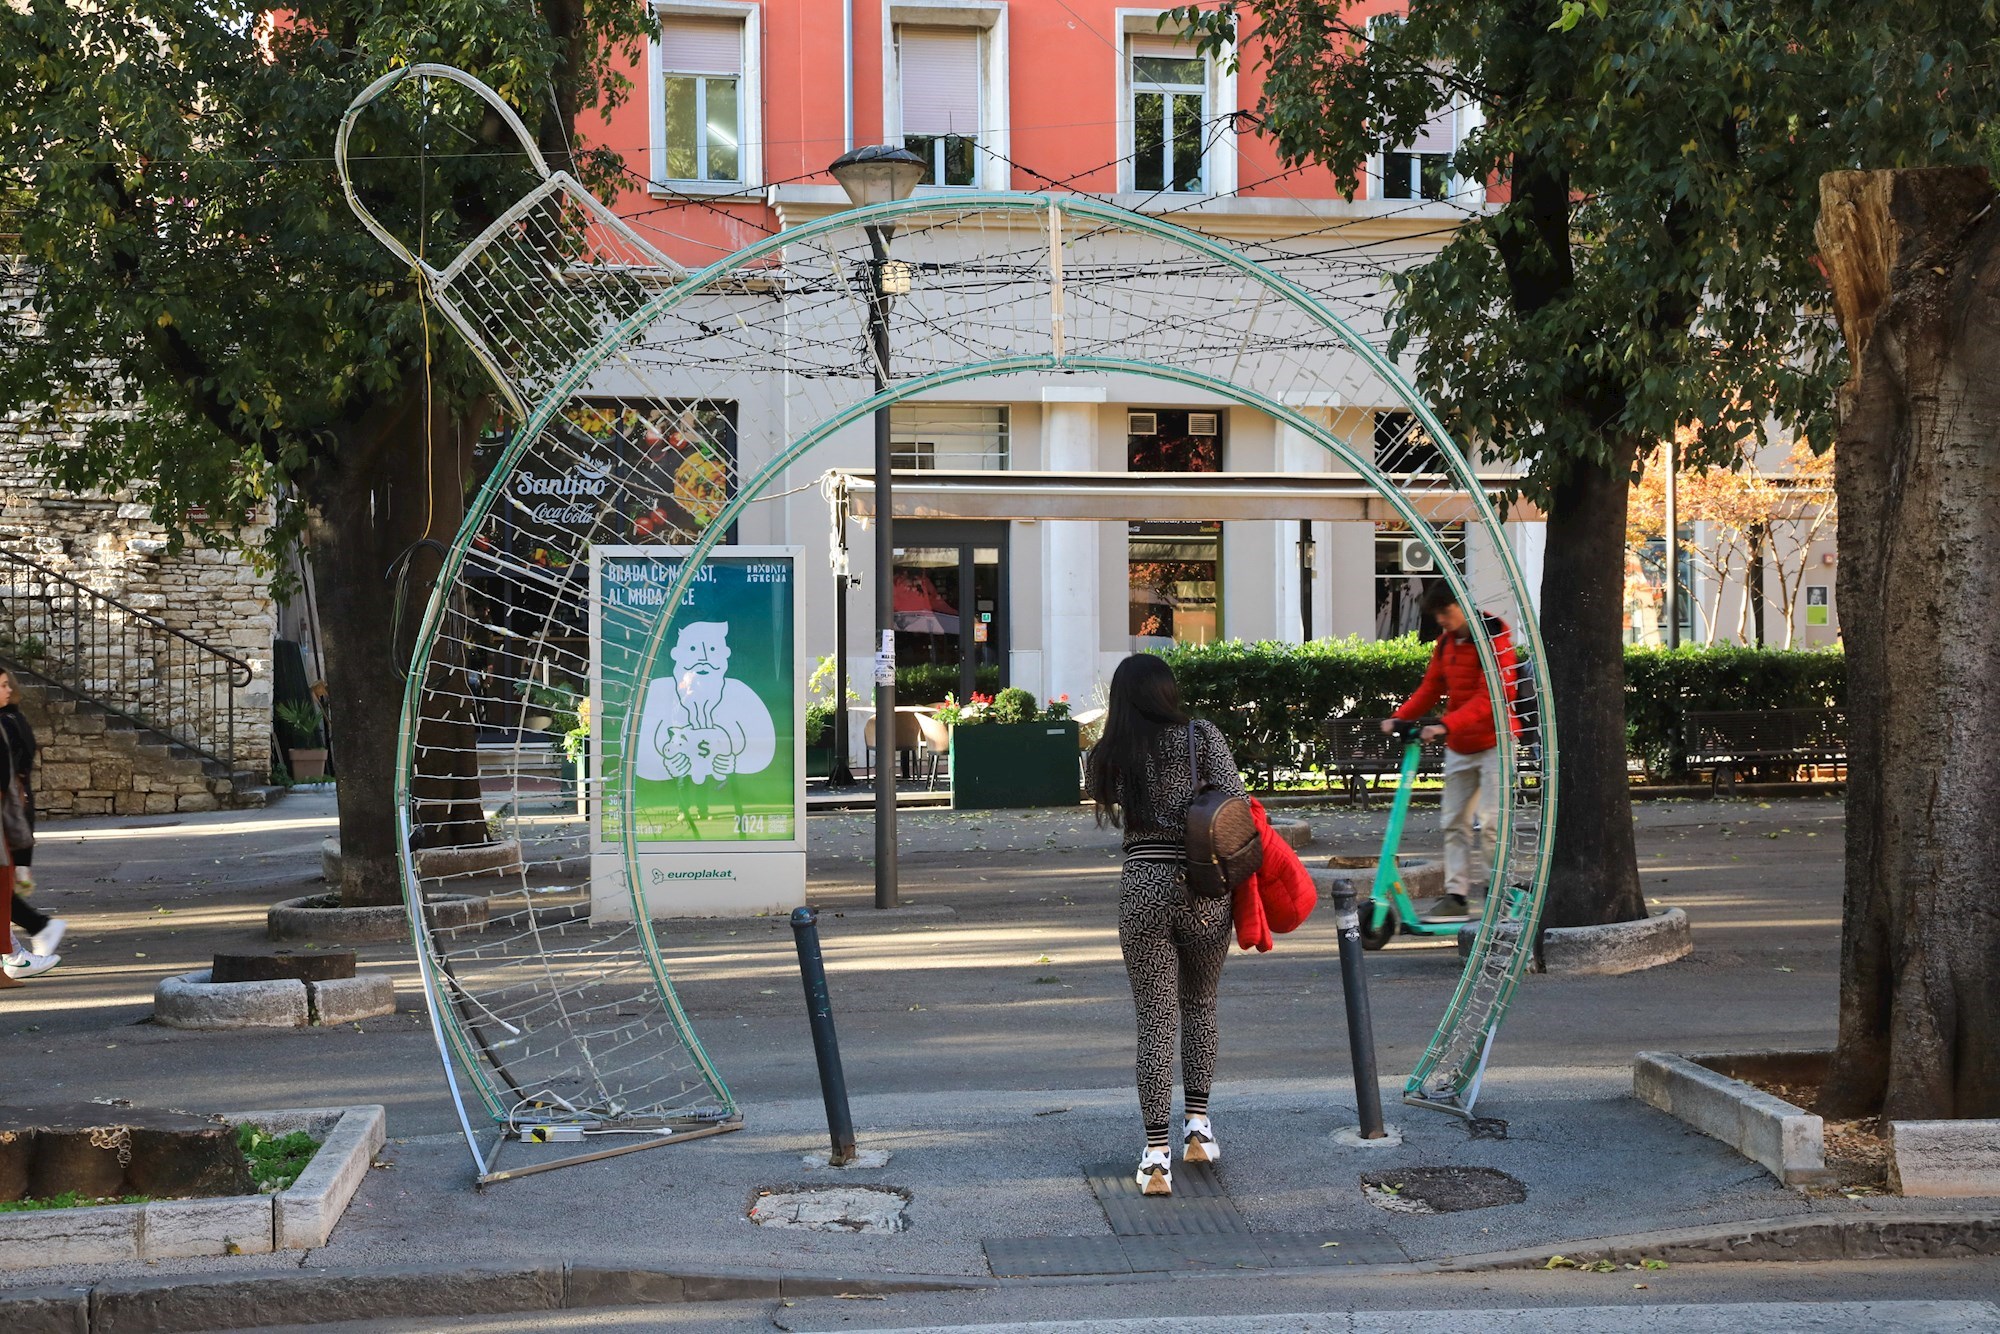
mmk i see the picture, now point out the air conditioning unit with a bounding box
[1188,412,1219,436]
[1128,411,1158,435]
[1400,539,1436,573]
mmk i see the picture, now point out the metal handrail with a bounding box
[0,546,256,771]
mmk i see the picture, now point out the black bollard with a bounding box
[1330,883,1388,1139]
[790,906,858,1165]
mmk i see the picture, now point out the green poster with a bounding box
[594,548,801,846]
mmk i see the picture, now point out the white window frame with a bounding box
[649,0,763,193]
[1116,10,1237,197]
[883,3,1010,192]
[1364,16,1481,205]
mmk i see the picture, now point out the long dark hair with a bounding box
[1088,654,1188,829]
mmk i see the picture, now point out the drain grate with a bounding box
[1083,1161,1246,1236]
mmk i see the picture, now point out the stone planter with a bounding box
[1314,855,1444,902]
[154,969,396,1029]
[0,1105,385,1267]
[286,747,329,781]
[267,892,486,943]
[950,720,1081,810]
[1634,1049,1834,1186]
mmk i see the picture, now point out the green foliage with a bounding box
[988,687,1040,725]
[805,698,836,748]
[1168,0,1988,491]
[275,699,324,749]
[0,0,657,573]
[896,662,1001,704]
[0,1192,150,1212]
[236,1123,321,1193]
[1624,644,1845,778]
[1155,638,1843,785]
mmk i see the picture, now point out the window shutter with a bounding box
[1129,35,1193,58]
[1409,102,1455,154]
[663,15,742,76]
[899,27,981,136]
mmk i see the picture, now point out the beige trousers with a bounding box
[1439,746,1500,899]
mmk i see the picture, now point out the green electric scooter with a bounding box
[1358,718,1469,950]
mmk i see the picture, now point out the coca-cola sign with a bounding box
[515,462,612,525]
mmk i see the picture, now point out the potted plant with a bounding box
[276,699,329,782]
[804,655,857,780]
[562,698,590,809]
[947,687,1081,810]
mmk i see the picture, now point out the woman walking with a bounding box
[1,668,60,983]
[1086,654,1246,1196]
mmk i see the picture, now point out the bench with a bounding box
[1320,718,1444,805]
[1682,708,1845,791]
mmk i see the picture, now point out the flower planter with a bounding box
[806,741,835,780]
[950,720,1080,810]
[286,747,329,781]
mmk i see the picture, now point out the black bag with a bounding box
[1183,722,1259,899]
[2,779,29,854]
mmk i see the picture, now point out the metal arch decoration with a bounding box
[336,64,1557,1178]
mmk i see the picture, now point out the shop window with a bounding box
[1374,522,1466,640]
[890,404,1008,470]
[1374,410,1449,476]
[1130,525,1222,650]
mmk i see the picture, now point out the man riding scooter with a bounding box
[1381,582,1519,922]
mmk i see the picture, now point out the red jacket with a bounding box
[1393,613,1520,755]
[1233,799,1316,953]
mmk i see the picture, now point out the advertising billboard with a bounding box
[590,546,805,918]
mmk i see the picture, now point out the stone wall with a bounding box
[0,407,276,805]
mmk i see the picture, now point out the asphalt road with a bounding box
[1,790,1846,1139]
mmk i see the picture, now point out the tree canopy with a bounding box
[0,0,651,564]
[1174,0,1989,490]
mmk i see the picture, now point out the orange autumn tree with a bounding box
[1629,438,1837,647]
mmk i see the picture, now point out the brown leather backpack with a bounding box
[1184,722,1260,899]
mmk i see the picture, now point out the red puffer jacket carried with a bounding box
[1232,798,1317,953]
[1392,612,1521,755]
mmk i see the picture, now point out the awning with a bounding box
[828,469,1541,524]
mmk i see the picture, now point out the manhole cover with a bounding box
[1361,1167,1525,1214]
[748,1186,909,1233]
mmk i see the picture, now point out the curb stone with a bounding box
[0,1263,996,1334]
[8,1211,2000,1330]
[1423,1212,2000,1272]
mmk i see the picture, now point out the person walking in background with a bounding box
[0,669,58,984]
[1382,582,1519,923]
[1086,654,1246,1197]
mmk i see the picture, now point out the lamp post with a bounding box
[830,144,925,912]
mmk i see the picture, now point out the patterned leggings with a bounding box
[1118,860,1233,1138]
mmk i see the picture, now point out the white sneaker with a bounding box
[1,951,60,980]
[1182,1114,1220,1165]
[1136,1146,1173,1196]
[29,919,65,957]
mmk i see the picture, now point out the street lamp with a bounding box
[829,144,924,911]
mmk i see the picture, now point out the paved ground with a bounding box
[241,1286,2000,1334]
[7,785,1983,1331]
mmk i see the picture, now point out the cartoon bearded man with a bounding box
[634,622,776,789]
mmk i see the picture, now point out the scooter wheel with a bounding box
[1360,902,1397,950]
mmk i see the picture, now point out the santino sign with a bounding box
[589,546,806,919]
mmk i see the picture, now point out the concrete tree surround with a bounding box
[1635,1050,2000,1197]
[0,1105,385,1268]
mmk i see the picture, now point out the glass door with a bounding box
[894,522,1008,704]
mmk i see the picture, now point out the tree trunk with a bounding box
[1818,167,2000,1119]
[307,388,485,908]
[1538,443,1648,929]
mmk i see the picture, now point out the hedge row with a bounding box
[1156,637,1844,782]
